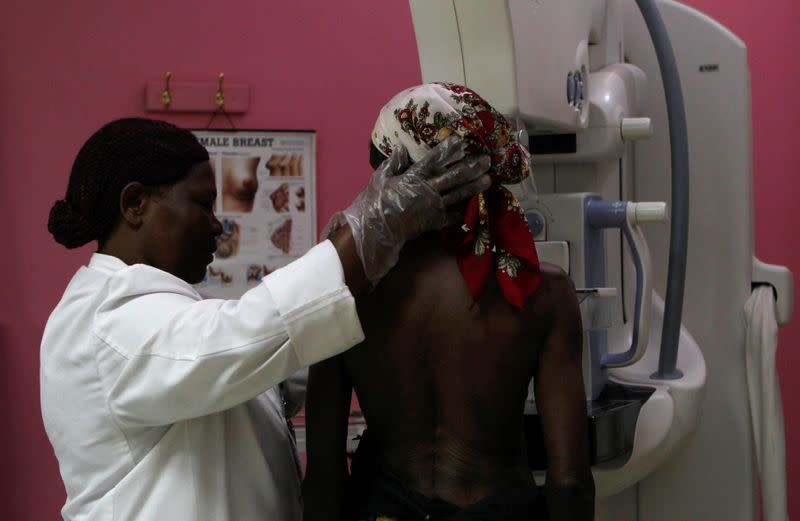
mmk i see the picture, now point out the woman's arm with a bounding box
[534,271,595,521]
[302,354,353,521]
[95,241,364,428]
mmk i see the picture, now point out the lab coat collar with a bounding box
[88,253,129,274]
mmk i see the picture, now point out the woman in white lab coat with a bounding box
[40,118,490,521]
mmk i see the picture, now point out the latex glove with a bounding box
[333,136,491,286]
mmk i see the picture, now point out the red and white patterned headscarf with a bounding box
[372,82,541,308]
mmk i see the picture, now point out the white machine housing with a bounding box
[409,1,793,520]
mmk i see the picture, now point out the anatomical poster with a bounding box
[192,129,316,299]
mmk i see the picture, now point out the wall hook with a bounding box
[145,73,249,114]
[161,72,172,108]
[215,73,225,110]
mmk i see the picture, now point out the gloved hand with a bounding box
[330,136,491,286]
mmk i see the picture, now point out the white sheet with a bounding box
[744,285,789,521]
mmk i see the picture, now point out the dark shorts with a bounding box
[344,431,547,521]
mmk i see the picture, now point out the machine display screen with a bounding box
[529,133,577,155]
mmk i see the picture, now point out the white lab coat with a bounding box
[40,241,364,521]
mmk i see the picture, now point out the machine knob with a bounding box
[527,211,546,238]
[630,202,668,224]
[621,117,654,141]
[516,128,529,147]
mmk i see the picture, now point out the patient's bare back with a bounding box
[344,233,555,507]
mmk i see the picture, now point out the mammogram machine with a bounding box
[408,0,793,519]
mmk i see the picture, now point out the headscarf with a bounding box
[372,82,541,308]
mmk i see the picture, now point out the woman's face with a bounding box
[140,161,223,283]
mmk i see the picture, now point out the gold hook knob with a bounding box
[161,72,172,108]
[215,73,225,109]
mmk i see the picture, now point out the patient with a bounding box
[303,83,594,521]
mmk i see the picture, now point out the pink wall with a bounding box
[0,0,796,519]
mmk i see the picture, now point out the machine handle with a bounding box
[631,202,667,224]
[587,200,665,368]
[621,117,654,141]
[601,208,654,367]
[753,257,795,325]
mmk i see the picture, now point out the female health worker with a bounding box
[40,118,491,521]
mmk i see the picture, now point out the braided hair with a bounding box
[48,118,209,249]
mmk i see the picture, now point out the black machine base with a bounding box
[524,382,655,470]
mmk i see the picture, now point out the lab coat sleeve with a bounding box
[92,240,364,428]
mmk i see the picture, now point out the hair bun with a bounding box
[47,199,95,249]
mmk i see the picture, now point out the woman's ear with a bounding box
[119,182,150,228]
[369,141,390,170]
